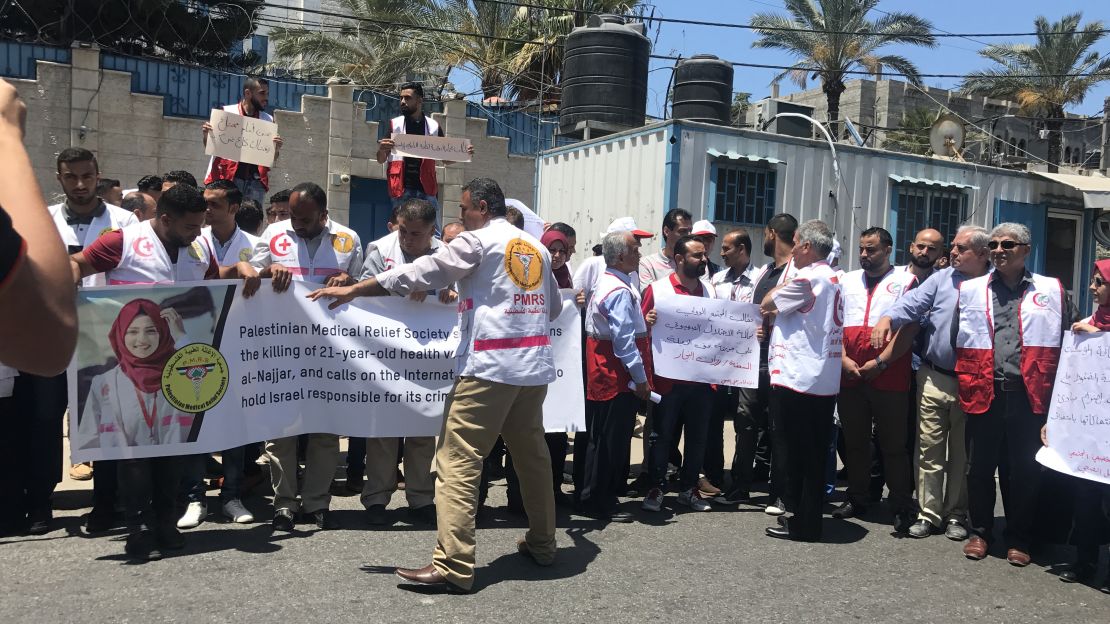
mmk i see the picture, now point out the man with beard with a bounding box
[201,77,283,205]
[376,82,474,210]
[904,228,944,282]
[640,235,718,513]
[832,227,918,534]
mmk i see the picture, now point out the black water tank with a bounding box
[671,55,734,125]
[559,14,650,139]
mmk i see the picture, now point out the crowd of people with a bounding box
[0,74,1108,595]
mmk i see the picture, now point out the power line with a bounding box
[251,5,1110,81]
[471,0,1110,38]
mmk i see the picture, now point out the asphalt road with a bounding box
[2,434,1108,623]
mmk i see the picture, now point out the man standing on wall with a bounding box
[202,77,283,205]
[376,82,473,210]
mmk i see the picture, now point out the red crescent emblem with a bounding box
[1032,293,1049,308]
[132,236,154,257]
[886,281,902,295]
[833,290,845,327]
[270,233,293,257]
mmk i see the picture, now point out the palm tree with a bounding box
[268,0,444,87]
[960,13,1110,171]
[749,0,936,137]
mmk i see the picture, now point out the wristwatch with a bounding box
[874,356,888,371]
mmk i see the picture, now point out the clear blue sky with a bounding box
[644,0,1110,118]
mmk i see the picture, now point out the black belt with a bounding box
[924,361,956,377]
[994,379,1024,393]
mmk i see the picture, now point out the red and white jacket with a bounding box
[840,267,918,391]
[586,269,651,401]
[954,272,1064,415]
[386,115,439,199]
[767,261,844,396]
[109,221,215,285]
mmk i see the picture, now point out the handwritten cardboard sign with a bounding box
[391,133,472,162]
[650,297,761,388]
[1035,332,1110,485]
[205,109,278,168]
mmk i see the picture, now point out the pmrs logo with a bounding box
[239,248,252,262]
[187,241,204,260]
[161,343,229,413]
[504,238,543,292]
[333,232,355,254]
[1031,292,1049,308]
[885,281,904,295]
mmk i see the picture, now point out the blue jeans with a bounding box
[233,177,267,206]
[182,446,246,504]
[392,188,439,210]
[648,384,714,491]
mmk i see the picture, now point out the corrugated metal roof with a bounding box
[706,148,785,165]
[1031,171,1110,209]
[888,174,979,190]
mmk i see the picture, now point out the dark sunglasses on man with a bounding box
[987,240,1029,250]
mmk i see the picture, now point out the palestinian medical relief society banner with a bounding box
[69,281,585,462]
[651,298,761,388]
[1036,332,1110,485]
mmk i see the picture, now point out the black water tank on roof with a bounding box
[559,14,650,139]
[671,55,734,125]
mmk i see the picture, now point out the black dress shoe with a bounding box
[765,525,792,540]
[155,524,185,550]
[607,510,636,523]
[1059,562,1096,583]
[27,516,51,536]
[271,508,295,532]
[831,500,865,519]
[407,504,436,525]
[365,504,389,526]
[893,510,914,534]
[124,530,162,562]
[85,509,117,534]
[308,509,336,530]
[396,564,469,594]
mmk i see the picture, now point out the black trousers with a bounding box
[773,387,835,542]
[0,373,65,532]
[648,384,713,490]
[703,387,738,487]
[733,371,786,500]
[90,460,119,516]
[580,393,639,514]
[965,384,1045,551]
[118,456,184,532]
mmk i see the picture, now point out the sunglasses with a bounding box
[987,240,1029,250]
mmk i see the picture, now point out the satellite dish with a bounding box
[1093,210,1110,247]
[929,115,966,161]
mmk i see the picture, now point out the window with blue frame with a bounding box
[710,162,777,225]
[891,183,967,265]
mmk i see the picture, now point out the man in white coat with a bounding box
[309,177,559,594]
[250,181,363,532]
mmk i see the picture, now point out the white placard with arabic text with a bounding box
[205,109,278,168]
[651,297,761,388]
[390,133,472,162]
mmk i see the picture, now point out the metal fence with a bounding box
[100,53,328,118]
[0,41,71,79]
[1,41,565,155]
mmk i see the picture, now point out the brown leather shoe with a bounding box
[963,536,988,560]
[516,537,555,566]
[697,477,721,497]
[1006,548,1031,567]
[395,564,469,594]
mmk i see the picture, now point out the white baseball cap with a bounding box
[603,216,653,238]
[692,220,717,237]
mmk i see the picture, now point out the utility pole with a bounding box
[1101,96,1109,175]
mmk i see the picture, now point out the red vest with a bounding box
[954,272,1064,415]
[386,115,439,199]
[204,103,272,191]
[585,270,651,401]
[840,267,918,391]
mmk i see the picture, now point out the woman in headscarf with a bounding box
[78,299,191,449]
[1043,259,1110,592]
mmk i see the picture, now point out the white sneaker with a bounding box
[677,487,712,511]
[222,499,254,524]
[177,501,207,528]
[764,499,786,516]
[641,487,664,512]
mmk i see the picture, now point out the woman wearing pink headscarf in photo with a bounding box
[77,299,192,449]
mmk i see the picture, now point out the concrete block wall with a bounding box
[11,45,536,226]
